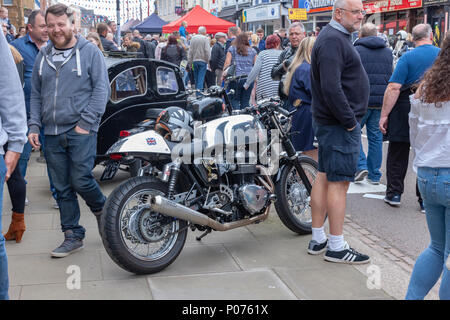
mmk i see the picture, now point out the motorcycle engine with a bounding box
[238,184,269,215]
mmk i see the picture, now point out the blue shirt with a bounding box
[389,44,440,85]
[179,25,186,38]
[258,39,266,52]
[11,35,46,115]
[288,61,312,106]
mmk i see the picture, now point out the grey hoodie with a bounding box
[29,36,110,135]
[0,31,27,155]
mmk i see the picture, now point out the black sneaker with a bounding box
[307,239,328,255]
[384,194,401,206]
[354,169,368,182]
[324,242,370,264]
[51,230,84,258]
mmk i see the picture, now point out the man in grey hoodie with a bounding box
[28,4,110,258]
[0,30,28,299]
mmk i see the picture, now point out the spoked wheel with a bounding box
[274,156,322,234]
[100,176,188,274]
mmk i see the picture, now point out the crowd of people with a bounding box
[0,0,448,300]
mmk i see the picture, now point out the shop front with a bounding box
[363,0,424,34]
[423,0,449,45]
[302,0,336,32]
[243,2,283,34]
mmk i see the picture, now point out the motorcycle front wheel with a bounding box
[274,156,321,235]
[100,176,188,274]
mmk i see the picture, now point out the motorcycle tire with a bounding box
[274,156,321,235]
[100,176,188,274]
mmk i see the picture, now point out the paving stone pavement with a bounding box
[1,151,423,300]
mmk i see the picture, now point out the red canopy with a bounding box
[162,5,235,34]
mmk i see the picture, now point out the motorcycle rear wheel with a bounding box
[274,156,321,235]
[100,176,188,274]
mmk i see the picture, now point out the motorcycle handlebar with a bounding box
[277,106,290,117]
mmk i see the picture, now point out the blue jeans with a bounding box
[44,128,106,240]
[182,68,189,86]
[193,61,207,91]
[406,167,450,300]
[229,79,253,110]
[19,131,57,201]
[18,140,32,178]
[357,109,382,182]
[0,156,9,300]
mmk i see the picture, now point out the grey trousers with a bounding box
[215,69,223,86]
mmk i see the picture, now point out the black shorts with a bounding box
[315,122,360,182]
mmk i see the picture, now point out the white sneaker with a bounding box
[52,200,59,209]
[25,197,29,206]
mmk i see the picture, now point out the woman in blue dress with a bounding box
[283,37,317,161]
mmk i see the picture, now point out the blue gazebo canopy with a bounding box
[132,13,168,34]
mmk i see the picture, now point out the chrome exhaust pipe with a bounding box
[151,195,270,231]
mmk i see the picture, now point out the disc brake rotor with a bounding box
[127,206,171,243]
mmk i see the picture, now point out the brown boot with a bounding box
[3,212,26,243]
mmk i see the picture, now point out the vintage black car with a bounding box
[97,53,189,167]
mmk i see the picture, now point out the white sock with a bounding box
[311,226,327,244]
[329,234,345,251]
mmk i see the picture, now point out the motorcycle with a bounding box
[99,86,321,274]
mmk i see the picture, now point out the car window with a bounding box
[156,67,179,95]
[110,66,147,103]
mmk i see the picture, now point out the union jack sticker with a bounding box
[146,137,157,145]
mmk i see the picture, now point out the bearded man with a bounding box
[28,3,109,258]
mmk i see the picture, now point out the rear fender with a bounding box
[107,130,171,155]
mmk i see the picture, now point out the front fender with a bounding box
[274,160,289,184]
[107,130,171,155]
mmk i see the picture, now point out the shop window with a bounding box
[2,0,13,5]
[156,67,179,95]
[110,67,147,103]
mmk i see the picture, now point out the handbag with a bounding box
[226,47,237,78]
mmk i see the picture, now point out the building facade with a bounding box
[218,0,251,26]
[1,0,35,29]
[157,0,224,22]
[242,0,292,34]
[363,0,424,34]
[423,0,449,45]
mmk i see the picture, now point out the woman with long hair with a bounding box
[223,33,257,110]
[161,35,186,66]
[283,36,317,161]
[86,32,104,52]
[405,33,450,300]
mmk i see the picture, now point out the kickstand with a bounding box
[196,228,211,241]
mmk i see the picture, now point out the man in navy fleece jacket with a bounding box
[307,0,371,265]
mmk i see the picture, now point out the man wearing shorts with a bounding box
[307,0,371,264]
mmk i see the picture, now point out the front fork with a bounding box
[280,132,313,194]
[269,113,313,194]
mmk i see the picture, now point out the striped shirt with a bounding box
[244,48,282,101]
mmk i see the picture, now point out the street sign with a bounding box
[288,8,307,20]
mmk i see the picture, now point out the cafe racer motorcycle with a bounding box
[99,87,320,274]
